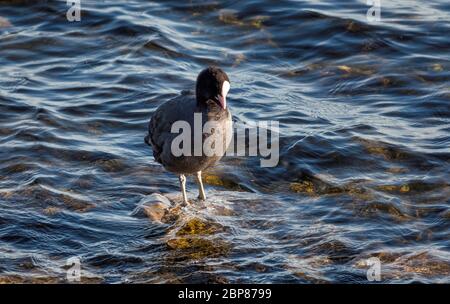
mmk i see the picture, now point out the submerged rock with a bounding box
[218,9,269,30]
[203,173,242,191]
[0,16,11,28]
[289,181,315,194]
[219,10,244,26]
[336,65,374,76]
[432,63,443,72]
[355,137,408,161]
[166,236,230,260]
[95,158,126,172]
[165,216,230,260]
[43,207,61,216]
[176,218,222,236]
[6,185,95,213]
[356,201,412,222]
[59,192,95,212]
[355,251,450,280]
[376,184,410,193]
[232,53,246,67]
[0,274,102,284]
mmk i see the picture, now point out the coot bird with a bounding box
[145,67,232,205]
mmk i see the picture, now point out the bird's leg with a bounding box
[195,171,206,201]
[179,174,189,205]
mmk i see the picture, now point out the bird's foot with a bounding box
[180,199,191,207]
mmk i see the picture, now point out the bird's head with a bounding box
[196,66,230,110]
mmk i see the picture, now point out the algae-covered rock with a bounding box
[203,173,242,191]
[337,65,374,76]
[432,64,443,72]
[0,275,58,284]
[176,218,222,236]
[15,185,95,213]
[355,251,450,278]
[95,158,125,172]
[249,15,270,29]
[337,65,352,73]
[289,181,315,194]
[355,138,407,160]
[346,20,361,32]
[219,10,244,26]
[166,236,230,260]
[59,193,95,213]
[289,177,374,201]
[0,275,25,284]
[356,201,412,222]
[166,217,229,260]
[375,184,411,194]
[0,274,102,284]
[386,167,408,174]
[232,53,246,67]
[218,10,269,30]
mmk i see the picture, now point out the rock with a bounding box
[432,64,443,72]
[0,17,11,28]
[175,218,222,236]
[132,193,172,223]
[219,9,244,26]
[166,236,230,260]
[203,173,242,191]
[376,184,410,193]
[289,181,315,194]
[95,158,125,172]
[336,65,374,76]
[43,207,61,216]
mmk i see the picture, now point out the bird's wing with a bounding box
[146,93,196,163]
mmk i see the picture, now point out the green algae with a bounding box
[176,218,222,236]
[289,181,315,194]
[166,236,230,260]
[289,178,373,201]
[203,173,243,191]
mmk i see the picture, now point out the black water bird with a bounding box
[145,67,232,205]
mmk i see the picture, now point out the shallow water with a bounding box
[0,0,449,283]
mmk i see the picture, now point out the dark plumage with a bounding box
[145,66,232,205]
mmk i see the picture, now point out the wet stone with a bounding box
[166,237,230,260]
[203,173,242,191]
[376,184,410,193]
[176,218,222,236]
[432,64,443,72]
[43,207,61,216]
[132,193,173,223]
[356,201,412,221]
[289,181,315,194]
[95,158,126,172]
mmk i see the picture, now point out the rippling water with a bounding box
[0,0,449,283]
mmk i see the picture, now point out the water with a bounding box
[0,0,449,283]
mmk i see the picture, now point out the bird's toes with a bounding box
[180,200,191,207]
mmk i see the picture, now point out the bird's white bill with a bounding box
[218,80,230,109]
